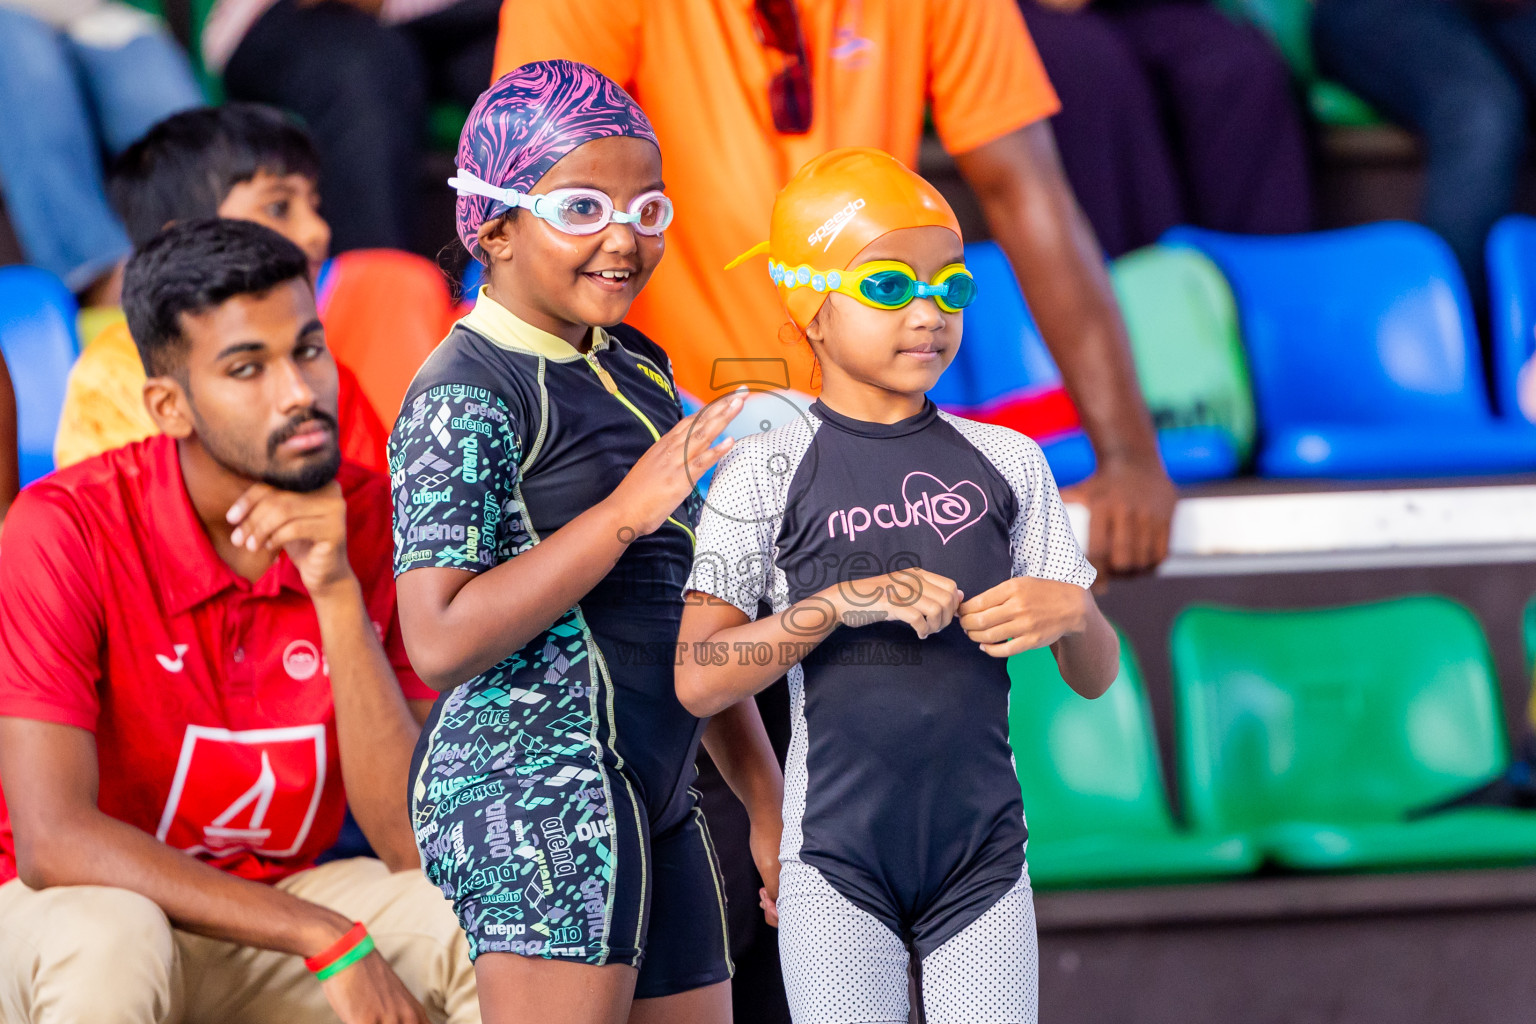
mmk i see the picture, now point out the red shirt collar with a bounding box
[145,436,309,616]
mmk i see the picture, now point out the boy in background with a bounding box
[54,103,449,472]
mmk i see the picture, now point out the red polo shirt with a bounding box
[0,436,431,886]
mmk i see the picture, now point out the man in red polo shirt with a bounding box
[0,220,477,1024]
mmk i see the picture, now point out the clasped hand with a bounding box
[825,569,1088,656]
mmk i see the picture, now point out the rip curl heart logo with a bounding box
[901,472,988,544]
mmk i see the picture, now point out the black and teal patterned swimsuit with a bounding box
[391,295,731,995]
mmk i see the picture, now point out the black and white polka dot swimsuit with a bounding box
[685,398,1094,1024]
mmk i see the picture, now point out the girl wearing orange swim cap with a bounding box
[394,61,780,1024]
[681,148,1120,1024]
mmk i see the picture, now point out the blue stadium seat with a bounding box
[461,259,485,304]
[947,241,1238,486]
[1039,427,1238,488]
[0,267,80,485]
[1166,223,1536,478]
[1486,214,1536,421]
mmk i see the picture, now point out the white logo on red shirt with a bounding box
[155,725,328,859]
[282,639,321,680]
[155,644,189,673]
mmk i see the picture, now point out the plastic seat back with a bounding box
[461,258,486,303]
[1008,634,1175,840]
[1524,593,1536,677]
[929,241,1080,441]
[1165,223,1491,435]
[942,240,1240,484]
[0,267,80,485]
[1486,215,1536,421]
[1110,244,1255,463]
[316,249,453,427]
[1172,596,1508,834]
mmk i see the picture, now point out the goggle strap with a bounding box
[452,173,673,234]
[448,169,531,211]
[726,241,772,271]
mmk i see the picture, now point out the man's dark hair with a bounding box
[109,104,322,247]
[123,219,310,377]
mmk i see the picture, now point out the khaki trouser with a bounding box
[0,857,479,1024]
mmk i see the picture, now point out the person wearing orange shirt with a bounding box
[495,0,1175,576]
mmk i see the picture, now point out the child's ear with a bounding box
[477,215,515,264]
[804,301,832,346]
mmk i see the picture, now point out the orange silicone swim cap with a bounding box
[728,148,962,331]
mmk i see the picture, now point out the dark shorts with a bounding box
[412,757,733,998]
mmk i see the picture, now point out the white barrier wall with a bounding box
[1068,485,1536,575]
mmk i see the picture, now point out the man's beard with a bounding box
[196,406,342,492]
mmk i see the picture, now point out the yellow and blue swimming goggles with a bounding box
[768,259,978,314]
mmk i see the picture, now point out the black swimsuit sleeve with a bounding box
[389,376,532,578]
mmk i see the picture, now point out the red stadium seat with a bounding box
[316,249,456,430]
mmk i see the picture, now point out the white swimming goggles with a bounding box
[450,168,674,236]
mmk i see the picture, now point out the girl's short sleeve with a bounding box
[684,442,778,619]
[1006,437,1096,588]
[389,384,531,576]
[939,413,1095,589]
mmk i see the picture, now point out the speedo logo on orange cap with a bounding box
[806,198,867,251]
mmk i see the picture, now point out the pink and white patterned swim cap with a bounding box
[455,60,658,260]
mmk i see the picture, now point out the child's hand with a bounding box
[957,577,1090,657]
[760,887,780,928]
[608,388,747,536]
[749,811,783,928]
[821,568,963,640]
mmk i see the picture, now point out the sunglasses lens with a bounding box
[770,64,812,134]
[940,272,977,311]
[860,270,916,308]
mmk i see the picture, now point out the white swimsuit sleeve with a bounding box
[938,412,1096,589]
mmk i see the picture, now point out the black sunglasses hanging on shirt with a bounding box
[753,0,813,134]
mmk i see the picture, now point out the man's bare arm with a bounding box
[0,716,431,1022]
[0,717,354,954]
[227,481,421,871]
[311,578,422,871]
[953,122,1175,573]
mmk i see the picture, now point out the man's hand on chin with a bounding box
[226,481,354,597]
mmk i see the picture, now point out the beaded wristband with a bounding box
[305,922,372,978]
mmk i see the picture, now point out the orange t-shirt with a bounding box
[495,0,1059,399]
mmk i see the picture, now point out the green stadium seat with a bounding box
[429,102,471,153]
[1009,636,1259,888]
[1215,0,1382,127]
[1172,596,1536,871]
[1522,593,1536,676]
[1110,244,1256,465]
